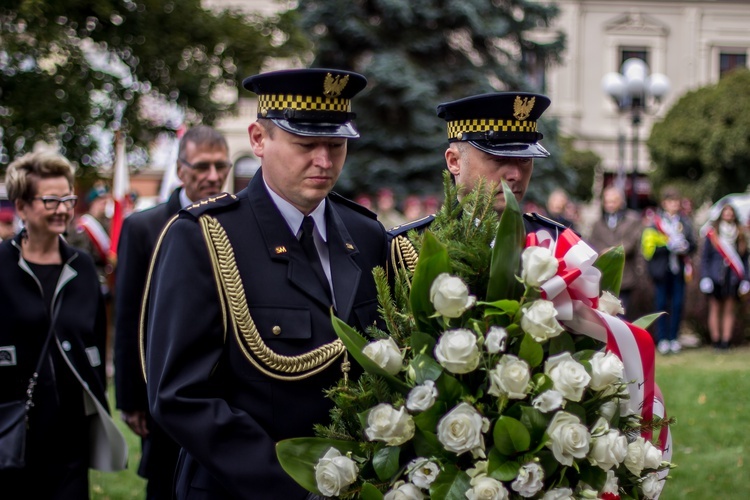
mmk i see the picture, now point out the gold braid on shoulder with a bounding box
[199,215,346,381]
[390,234,419,280]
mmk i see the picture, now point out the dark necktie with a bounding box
[300,216,332,303]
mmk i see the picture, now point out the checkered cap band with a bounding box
[446,119,538,139]
[258,94,351,114]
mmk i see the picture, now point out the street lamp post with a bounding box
[602,59,670,209]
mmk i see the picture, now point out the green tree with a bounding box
[0,0,305,171]
[295,0,568,198]
[648,68,750,203]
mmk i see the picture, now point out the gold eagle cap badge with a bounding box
[513,95,536,121]
[323,73,349,97]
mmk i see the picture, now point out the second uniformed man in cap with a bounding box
[144,68,388,499]
[390,92,567,273]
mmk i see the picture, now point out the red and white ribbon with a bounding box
[526,228,600,320]
[525,229,668,447]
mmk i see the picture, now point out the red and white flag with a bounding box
[109,131,132,262]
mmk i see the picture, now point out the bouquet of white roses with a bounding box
[277,178,674,499]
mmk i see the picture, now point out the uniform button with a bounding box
[272,326,281,336]
[62,341,72,351]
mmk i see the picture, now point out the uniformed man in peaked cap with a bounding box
[144,68,387,499]
[389,92,568,273]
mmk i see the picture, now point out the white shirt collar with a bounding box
[262,177,327,241]
[179,188,194,209]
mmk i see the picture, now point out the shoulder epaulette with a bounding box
[328,191,377,220]
[388,214,436,237]
[182,193,239,219]
[523,212,569,230]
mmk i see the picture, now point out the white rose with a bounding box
[511,462,544,498]
[532,390,564,413]
[314,447,358,497]
[598,400,618,422]
[521,300,564,342]
[384,482,425,500]
[430,273,476,318]
[434,329,481,374]
[625,437,663,476]
[362,337,403,375]
[544,352,591,402]
[466,476,509,500]
[437,402,489,458]
[488,355,531,399]
[589,351,625,392]
[641,472,665,499]
[602,470,619,494]
[365,403,415,446]
[589,429,628,471]
[542,488,574,500]
[521,246,559,287]
[485,326,508,354]
[597,290,625,316]
[644,440,664,470]
[406,380,438,412]
[545,411,591,466]
[407,458,440,489]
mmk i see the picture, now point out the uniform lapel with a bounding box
[326,203,361,321]
[248,175,334,309]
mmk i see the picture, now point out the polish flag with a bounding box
[109,131,132,262]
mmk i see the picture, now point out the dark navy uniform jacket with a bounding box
[114,188,182,485]
[145,173,387,499]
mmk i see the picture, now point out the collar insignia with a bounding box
[513,95,536,121]
[275,246,287,254]
[345,243,355,250]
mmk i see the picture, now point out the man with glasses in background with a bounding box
[114,125,232,499]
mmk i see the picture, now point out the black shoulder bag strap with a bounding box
[25,291,64,411]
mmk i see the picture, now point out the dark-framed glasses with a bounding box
[33,195,78,210]
[179,158,233,173]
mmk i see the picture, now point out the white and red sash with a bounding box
[705,226,745,280]
[76,214,110,263]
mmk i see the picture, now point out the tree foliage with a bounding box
[0,0,306,172]
[295,0,569,199]
[647,68,750,203]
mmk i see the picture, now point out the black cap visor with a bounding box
[271,119,360,139]
[469,141,550,158]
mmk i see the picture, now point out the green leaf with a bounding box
[579,462,608,491]
[361,482,384,500]
[548,332,575,357]
[429,464,473,500]
[436,372,468,402]
[410,231,451,333]
[478,299,520,318]
[487,181,525,302]
[373,446,400,481]
[518,333,544,367]
[492,416,531,455]
[487,448,521,481]
[519,405,550,447]
[409,353,443,385]
[410,330,437,356]
[595,245,625,295]
[331,314,411,394]
[276,438,363,495]
[412,427,442,458]
[633,312,666,330]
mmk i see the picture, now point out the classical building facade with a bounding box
[544,0,750,203]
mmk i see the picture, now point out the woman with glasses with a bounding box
[0,151,126,498]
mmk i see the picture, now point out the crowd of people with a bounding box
[0,65,744,498]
